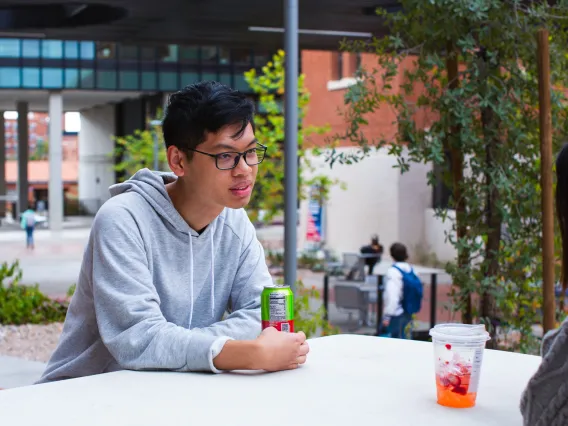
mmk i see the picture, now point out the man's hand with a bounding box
[213,328,310,372]
[255,327,310,371]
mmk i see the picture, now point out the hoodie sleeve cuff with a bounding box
[208,336,234,373]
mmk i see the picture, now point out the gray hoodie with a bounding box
[37,169,270,383]
[520,319,568,426]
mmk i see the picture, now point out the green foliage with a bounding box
[244,50,338,223]
[331,0,568,353]
[0,261,71,325]
[113,119,166,181]
[293,280,340,338]
[29,139,49,161]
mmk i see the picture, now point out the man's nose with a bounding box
[232,154,252,175]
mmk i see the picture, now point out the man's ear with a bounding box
[167,146,188,177]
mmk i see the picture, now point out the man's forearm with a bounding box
[213,340,262,371]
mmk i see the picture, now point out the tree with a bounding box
[244,50,339,224]
[113,124,166,181]
[330,1,568,353]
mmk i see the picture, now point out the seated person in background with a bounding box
[360,234,384,275]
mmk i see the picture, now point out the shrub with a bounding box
[0,260,70,325]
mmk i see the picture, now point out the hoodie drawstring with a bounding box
[210,223,216,315]
[188,233,194,329]
[187,224,216,330]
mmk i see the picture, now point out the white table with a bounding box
[0,335,541,425]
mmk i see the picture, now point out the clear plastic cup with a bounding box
[429,324,491,408]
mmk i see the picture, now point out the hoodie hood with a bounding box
[109,168,218,329]
[109,168,192,234]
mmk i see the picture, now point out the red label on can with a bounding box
[262,320,294,333]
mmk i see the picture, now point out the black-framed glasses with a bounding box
[188,143,267,170]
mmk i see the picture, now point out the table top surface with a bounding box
[0,334,541,426]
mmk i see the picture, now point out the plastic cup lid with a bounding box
[429,323,491,342]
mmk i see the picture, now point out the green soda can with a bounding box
[261,285,294,332]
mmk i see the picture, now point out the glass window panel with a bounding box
[119,44,138,60]
[97,70,117,89]
[219,72,231,86]
[22,40,40,58]
[64,68,79,88]
[141,46,155,61]
[41,40,63,58]
[179,46,199,63]
[159,72,177,90]
[181,71,198,85]
[22,67,40,88]
[64,41,79,59]
[119,71,138,90]
[141,71,156,90]
[158,45,178,62]
[0,39,20,57]
[233,48,252,66]
[0,68,20,88]
[219,48,230,65]
[201,46,218,65]
[254,50,272,67]
[96,42,116,59]
[80,69,94,88]
[202,72,217,82]
[79,42,95,59]
[42,68,63,88]
[234,74,250,92]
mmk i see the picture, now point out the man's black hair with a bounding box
[162,81,255,158]
[390,242,409,262]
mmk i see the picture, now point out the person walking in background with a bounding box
[20,206,36,250]
[360,234,384,275]
[382,243,423,339]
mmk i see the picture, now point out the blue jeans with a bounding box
[388,313,412,339]
[25,226,34,247]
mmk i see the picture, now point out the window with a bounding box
[41,40,63,58]
[97,70,117,89]
[159,72,177,90]
[22,40,40,58]
[64,41,79,59]
[42,68,63,88]
[119,71,138,90]
[158,45,178,62]
[79,42,95,60]
[180,46,199,63]
[22,68,40,88]
[0,68,20,88]
[96,42,116,59]
[331,52,343,81]
[141,71,156,90]
[64,69,79,88]
[118,44,138,60]
[0,39,20,57]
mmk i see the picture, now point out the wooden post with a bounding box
[537,29,556,334]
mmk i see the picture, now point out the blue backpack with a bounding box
[392,265,423,315]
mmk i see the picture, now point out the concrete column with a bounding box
[48,91,63,231]
[0,112,5,217]
[16,101,29,218]
[79,105,116,214]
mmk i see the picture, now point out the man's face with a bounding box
[183,123,259,210]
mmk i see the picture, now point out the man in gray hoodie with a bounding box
[38,81,309,383]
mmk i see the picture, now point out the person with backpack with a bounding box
[20,205,36,250]
[382,243,423,339]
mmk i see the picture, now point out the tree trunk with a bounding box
[446,42,472,324]
[479,47,502,348]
